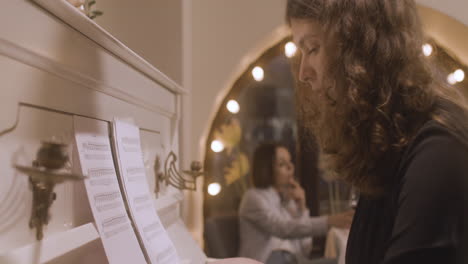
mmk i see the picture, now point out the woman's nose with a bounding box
[298,62,307,83]
[298,57,314,84]
[299,56,307,82]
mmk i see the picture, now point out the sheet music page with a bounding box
[73,116,147,264]
[112,119,179,264]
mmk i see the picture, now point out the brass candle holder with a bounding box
[154,151,204,194]
[14,141,86,240]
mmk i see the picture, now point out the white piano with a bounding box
[0,1,206,263]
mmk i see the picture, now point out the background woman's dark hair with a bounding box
[286,0,468,194]
[251,142,289,188]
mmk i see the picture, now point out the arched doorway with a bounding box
[202,37,299,218]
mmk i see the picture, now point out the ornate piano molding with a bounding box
[0,38,175,119]
[32,0,188,96]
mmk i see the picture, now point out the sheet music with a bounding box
[73,116,147,264]
[112,120,179,264]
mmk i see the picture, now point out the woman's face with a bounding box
[291,18,341,153]
[290,18,330,94]
[273,147,294,189]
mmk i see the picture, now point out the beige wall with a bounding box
[416,0,468,65]
[94,0,183,84]
[416,0,468,28]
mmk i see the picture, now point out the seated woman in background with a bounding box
[238,142,353,264]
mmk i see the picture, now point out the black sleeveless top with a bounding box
[345,121,468,264]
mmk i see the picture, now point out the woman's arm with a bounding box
[239,190,328,239]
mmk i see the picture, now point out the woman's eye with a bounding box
[307,46,319,54]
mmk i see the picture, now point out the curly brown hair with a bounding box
[287,0,468,195]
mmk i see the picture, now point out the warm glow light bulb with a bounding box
[447,73,457,85]
[454,69,465,82]
[211,140,224,153]
[226,100,240,114]
[285,42,297,58]
[252,66,264,82]
[208,183,222,196]
[422,43,433,57]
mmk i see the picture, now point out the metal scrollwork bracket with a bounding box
[154,151,204,194]
[14,141,86,240]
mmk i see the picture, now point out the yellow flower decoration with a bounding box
[213,119,241,155]
[224,153,250,186]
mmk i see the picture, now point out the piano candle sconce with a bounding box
[154,151,204,194]
[14,141,86,240]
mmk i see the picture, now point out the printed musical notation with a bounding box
[127,176,145,183]
[88,167,117,186]
[126,167,146,182]
[133,194,152,212]
[96,201,123,213]
[102,214,127,229]
[126,167,145,175]
[104,224,131,239]
[84,153,111,160]
[90,178,115,186]
[74,116,146,264]
[133,194,150,204]
[94,191,120,203]
[121,137,140,152]
[82,142,111,152]
[121,137,139,145]
[89,168,115,177]
[158,246,178,263]
[143,221,164,241]
[112,120,179,264]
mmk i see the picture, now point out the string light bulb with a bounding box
[447,69,465,85]
[284,42,297,58]
[454,69,465,83]
[211,140,224,153]
[252,66,264,82]
[422,43,433,57]
[447,73,457,85]
[226,100,240,114]
[208,182,222,196]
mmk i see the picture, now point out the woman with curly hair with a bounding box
[213,1,468,263]
[285,0,468,263]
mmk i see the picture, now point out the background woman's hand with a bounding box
[287,178,307,211]
[327,210,355,229]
